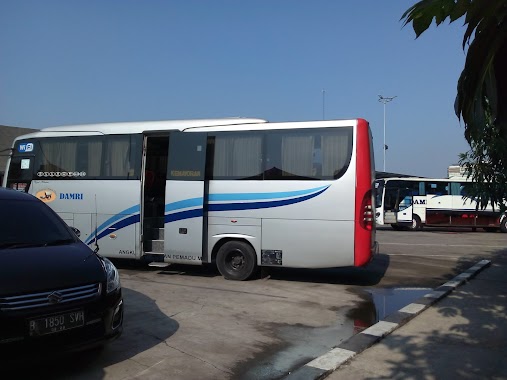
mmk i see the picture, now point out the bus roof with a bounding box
[189,118,362,132]
[377,176,472,183]
[23,118,267,137]
[12,118,365,139]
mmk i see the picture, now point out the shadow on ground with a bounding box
[3,287,179,380]
[260,254,390,286]
[114,253,390,287]
[358,247,507,379]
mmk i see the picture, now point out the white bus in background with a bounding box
[3,117,377,280]
[375,177,507,232]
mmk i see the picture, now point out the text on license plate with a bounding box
[29,310,85,336]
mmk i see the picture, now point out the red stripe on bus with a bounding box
[354,118,373,266]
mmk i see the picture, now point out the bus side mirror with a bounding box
[71,227,81,238]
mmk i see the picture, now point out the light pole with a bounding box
[378,95,397,172]
[322,89,326,120]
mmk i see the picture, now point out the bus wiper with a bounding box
[43,238,75,247]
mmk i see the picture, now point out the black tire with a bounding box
[408,215,422,231]
[216,241,257,281]
[500,217,507,233]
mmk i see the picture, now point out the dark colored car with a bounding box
[0,188,123,356]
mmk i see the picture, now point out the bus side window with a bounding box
[208,132,263,180]
[425,182,448,195]
[460,183,473,197]
[419,182,425,196]
[450,182,465,196]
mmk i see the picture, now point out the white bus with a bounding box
[3,117,377,280]
[375,177,507,232]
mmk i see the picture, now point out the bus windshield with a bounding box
[375,180,384,207]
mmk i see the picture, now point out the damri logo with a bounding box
[60,193,84,200]
[35,189,57,203]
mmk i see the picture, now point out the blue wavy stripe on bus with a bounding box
[95,214,140,241]
[85,186,329,244]
[85,204,140,245]
[208,186,328,201]
[208,186,328,212]
[164,186,330,221]
[165,197,203,213]
[163,186,328,213]
[165,208,204,223]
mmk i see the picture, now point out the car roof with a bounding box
[0,188,38,201]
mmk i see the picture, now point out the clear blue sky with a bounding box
[0,0,470,178]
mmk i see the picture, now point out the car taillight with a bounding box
[361,190,373,230]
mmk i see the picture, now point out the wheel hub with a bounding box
[230,252,244,269]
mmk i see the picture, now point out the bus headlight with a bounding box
[103,258,121,293]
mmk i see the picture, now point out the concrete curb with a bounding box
[284,259,491,380]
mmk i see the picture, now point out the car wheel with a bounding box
[216,241,257,281]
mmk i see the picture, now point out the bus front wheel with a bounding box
[216,241,257,281]
[409,215,422,231]
[500,217,507,233]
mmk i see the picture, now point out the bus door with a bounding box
[382,186,399,224]
[395,188,413,224]
[163,132,208,265]
[383,187,412,224]
[141,134,170,261]
[374,180,385,225]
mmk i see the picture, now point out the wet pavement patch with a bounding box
[346,287,434,335]
[357,287,433,325]
[233,287,432,379]
[232,316,366,380]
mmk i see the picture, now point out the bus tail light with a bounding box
[360,190,373,231]
[354,187,375,267]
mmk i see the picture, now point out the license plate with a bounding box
[29,310,85,336]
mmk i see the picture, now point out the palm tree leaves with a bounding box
[401,0,469,37]
[401,1,507,134]
[402,0,507,210]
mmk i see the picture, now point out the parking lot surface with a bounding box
[10,227,506,379]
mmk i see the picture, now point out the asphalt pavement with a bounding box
[286,248,507,380]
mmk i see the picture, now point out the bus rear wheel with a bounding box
[216,241,257,281]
